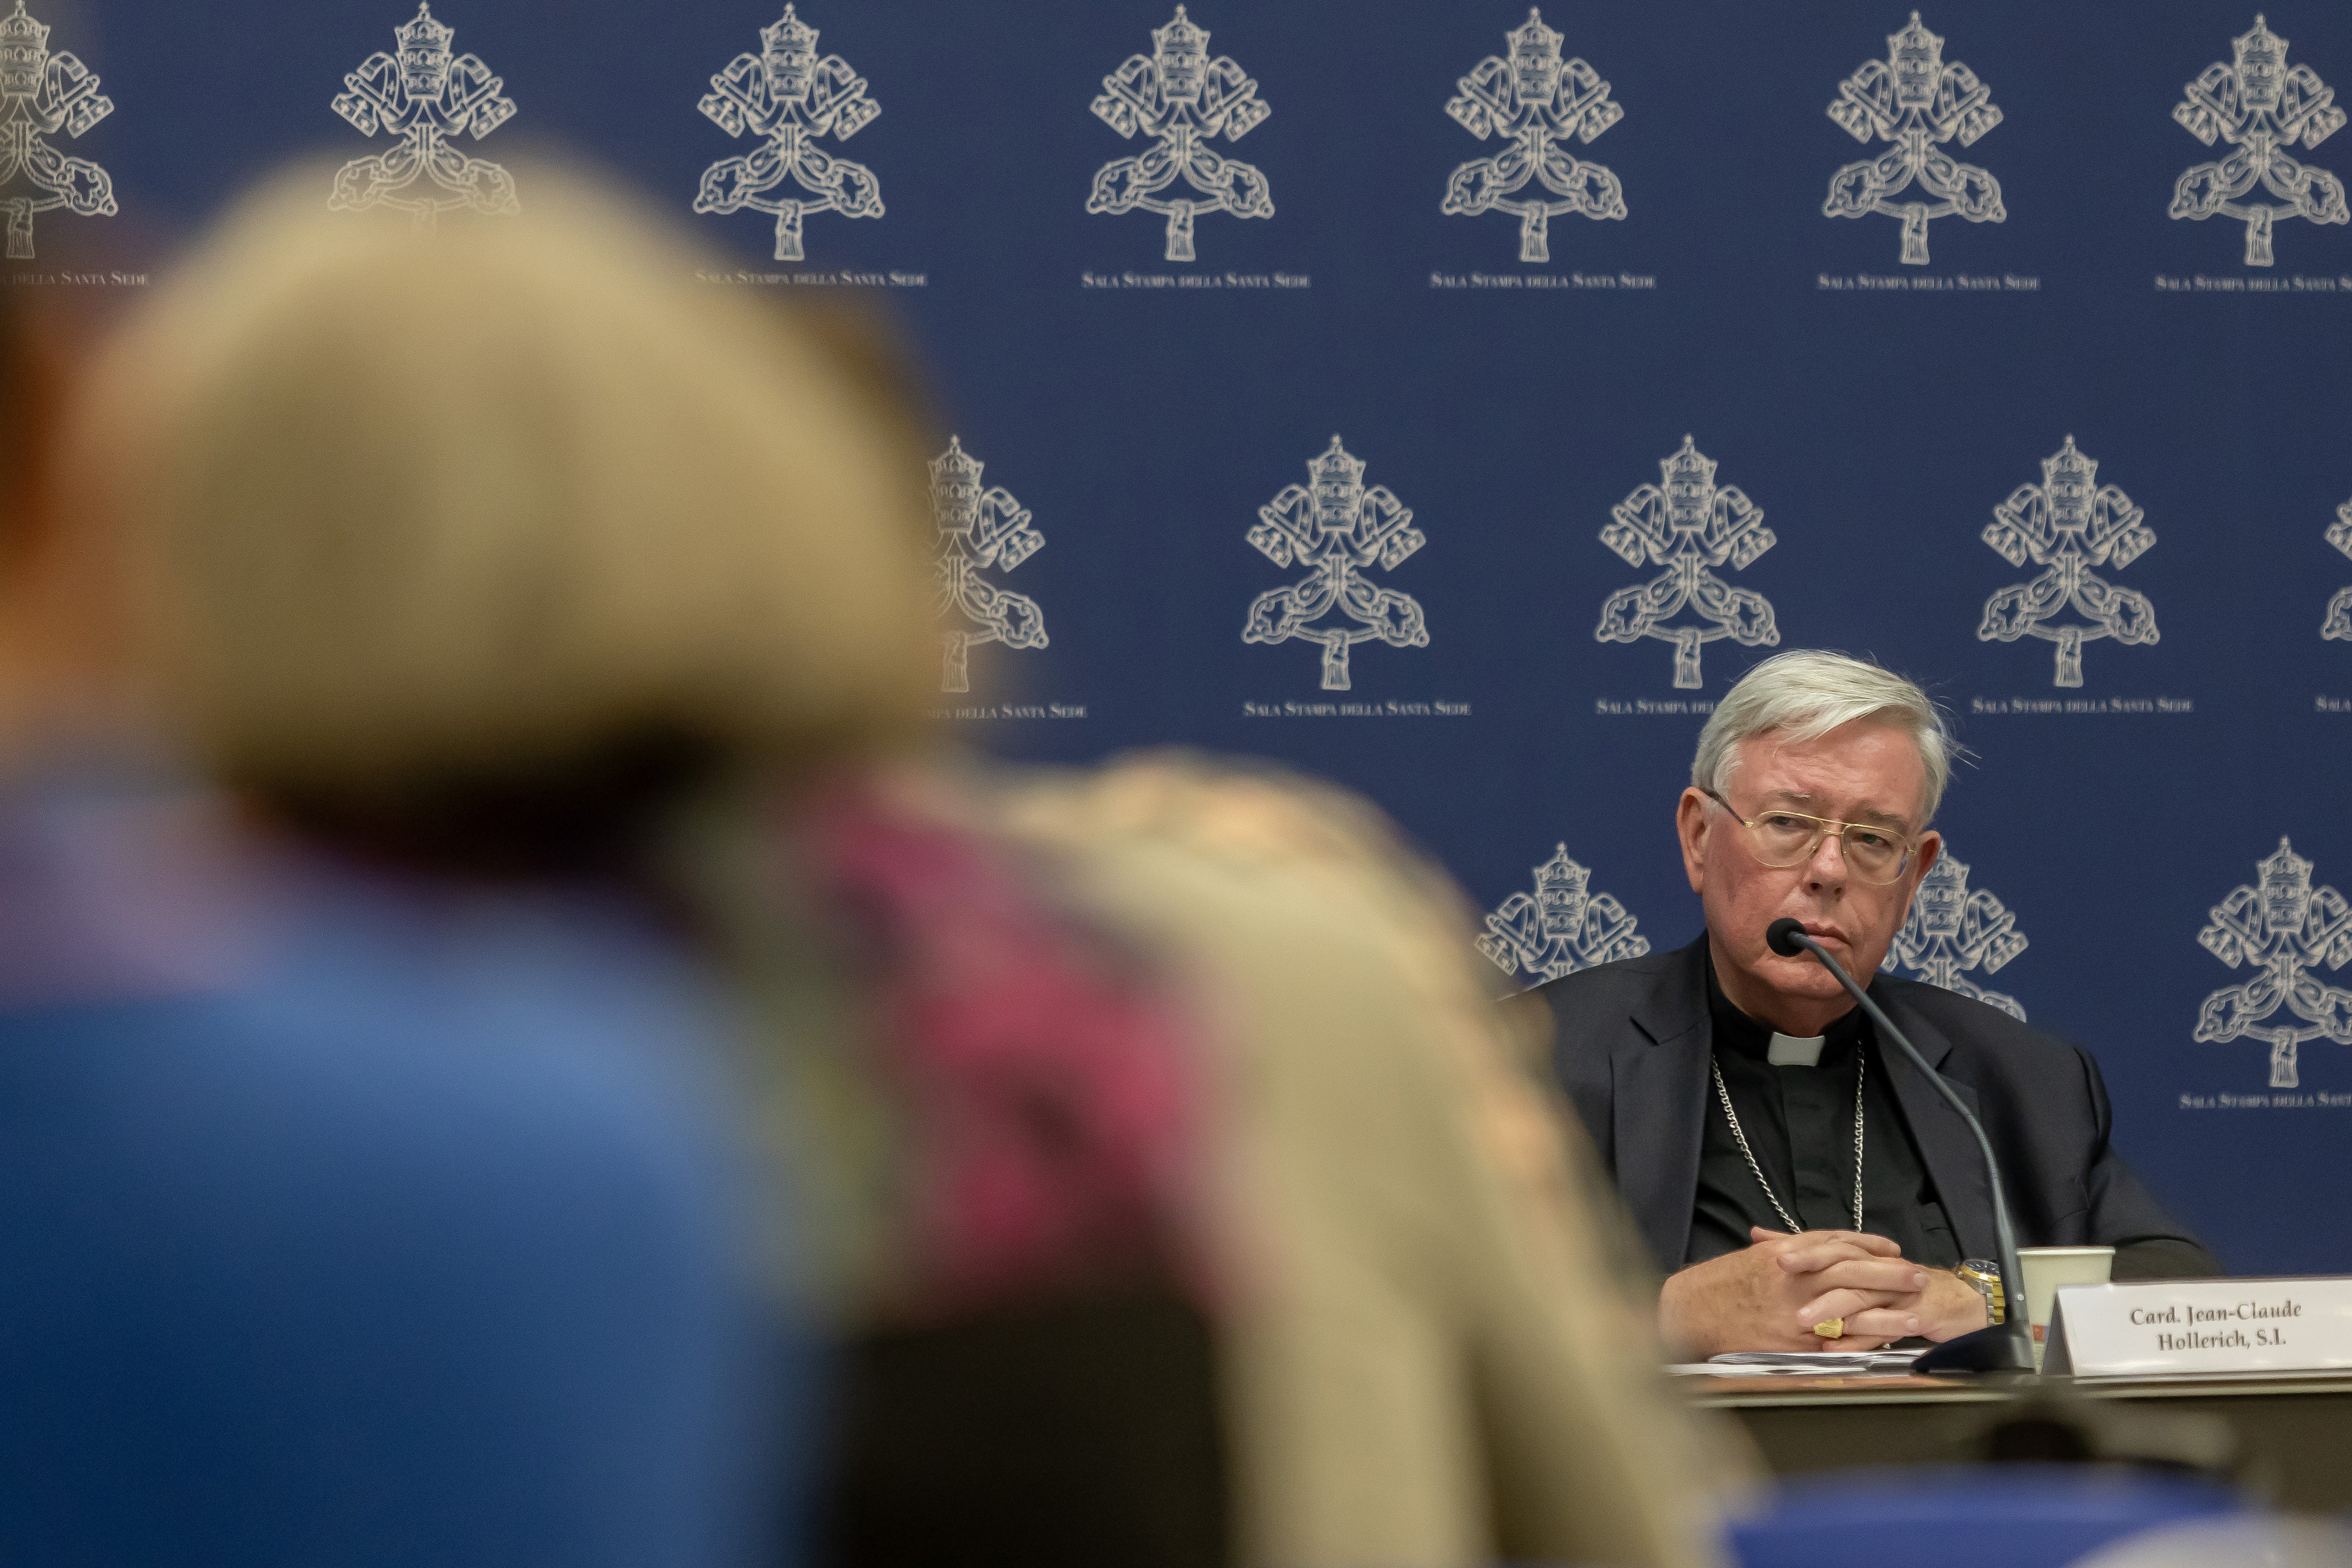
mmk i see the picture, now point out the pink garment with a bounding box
[798,779,1207,1316]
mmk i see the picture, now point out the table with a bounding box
[1690,1373,2352,1512]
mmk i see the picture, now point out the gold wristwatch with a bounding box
[1955,1259,2006,1324]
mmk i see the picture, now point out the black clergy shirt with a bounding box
[1688,954,1964,1268]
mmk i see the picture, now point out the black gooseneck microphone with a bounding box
[1764,916,2036,1374]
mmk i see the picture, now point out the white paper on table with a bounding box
[1667,1348,1926,1377]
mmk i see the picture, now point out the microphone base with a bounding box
[1914,1323,2038,1377]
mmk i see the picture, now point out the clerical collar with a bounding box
[1703,949,1866,1067]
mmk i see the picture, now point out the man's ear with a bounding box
[1676,787,1710,895]
[1904,831,1942,899]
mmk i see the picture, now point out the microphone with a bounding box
[1764,917,2035,1374]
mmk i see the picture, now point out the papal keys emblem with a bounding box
[1440,8,1626,264]
[330,4,518,226]
[2171,15,2347,268]
[1976,436,2157,689]
[1243,435,1427,691]
[695,6,882,263]
[2324,497,2352,643]
[1595,435,1779,691]
[1088,6,1272,262]
[1478,845,1649,986]
[1881,851,2028,1021]
[2196,839,2352,1089]
[930,437,1047,695]
[1823,12,2004,266]
[0,0,116,261]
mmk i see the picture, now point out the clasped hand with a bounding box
[1659,1226,1987,1356]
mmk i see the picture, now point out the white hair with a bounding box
[1691,651,1955,823]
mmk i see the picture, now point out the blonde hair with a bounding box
[75,163,936,854]
[1692,650,1955,822]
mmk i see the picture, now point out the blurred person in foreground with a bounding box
[60,167,1746,1568]
[57,165,1228,1568]
[0,172,937,1562]
[988,756,1751,1568]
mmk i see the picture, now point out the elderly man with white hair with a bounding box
[1537,651,2216,1356]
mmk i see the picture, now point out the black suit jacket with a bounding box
[1535,937,2214,1277]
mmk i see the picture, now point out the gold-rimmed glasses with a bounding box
[1700,788,1918,886]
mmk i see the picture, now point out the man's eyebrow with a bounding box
[1757,790,1913,831]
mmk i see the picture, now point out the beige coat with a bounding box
[993,755,1752,1568]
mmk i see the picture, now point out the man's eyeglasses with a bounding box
[1700,789,1917,886]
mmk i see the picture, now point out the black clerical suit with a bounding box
[1537,937,2218,1282]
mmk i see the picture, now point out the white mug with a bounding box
[2016,1245,2115,1367]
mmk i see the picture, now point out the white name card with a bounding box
[2044,1277,2352,1378]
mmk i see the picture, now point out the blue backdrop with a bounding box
[12,0,2350,1274]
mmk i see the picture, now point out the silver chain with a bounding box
[1709,1045,1866,1233]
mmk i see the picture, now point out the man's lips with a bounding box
[1790,922,1850,949]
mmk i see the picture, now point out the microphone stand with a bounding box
[1765,918,2035,1375]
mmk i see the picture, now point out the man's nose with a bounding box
[1802,829,1850,886]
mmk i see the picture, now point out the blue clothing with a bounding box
[0,766,807,1566]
